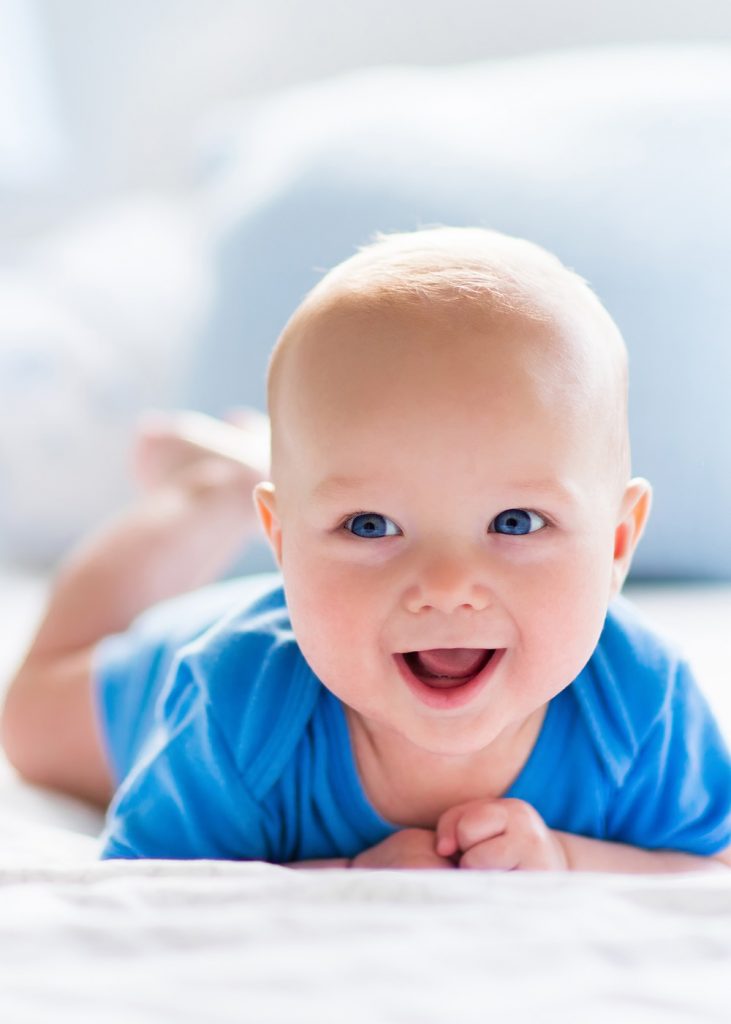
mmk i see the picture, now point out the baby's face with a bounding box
[256,296,647,759]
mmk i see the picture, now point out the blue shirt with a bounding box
[94,574,731,861]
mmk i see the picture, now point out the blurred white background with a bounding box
[4,0,731,234]
[1,0,731,576]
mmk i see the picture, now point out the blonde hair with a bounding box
[308,226,588,314]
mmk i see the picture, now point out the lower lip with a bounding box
[393,649,505,710]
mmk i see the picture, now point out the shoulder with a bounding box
[570,595,691,786]
[162,574,323,799]
[596,594,682,676]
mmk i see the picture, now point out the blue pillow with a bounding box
[185,45,731,580]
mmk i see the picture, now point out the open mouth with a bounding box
[402,648,495,688]
[394,647,503,710]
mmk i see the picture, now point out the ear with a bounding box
[253,481,283,566]
[610,477,653,598]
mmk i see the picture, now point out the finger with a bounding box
[496,799,560,869]
[459,835,519,872]
[453,801,508,853]
[435,806,462,858]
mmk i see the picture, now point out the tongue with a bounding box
[412,648,488,680]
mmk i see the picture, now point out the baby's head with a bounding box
[254,227,651,758]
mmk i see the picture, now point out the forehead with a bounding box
[272,295,612,485]
[280,294,597,421]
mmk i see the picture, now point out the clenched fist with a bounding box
[435,797,569,871]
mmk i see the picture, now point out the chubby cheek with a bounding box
[516,539,614,697]
[279,537,384,695]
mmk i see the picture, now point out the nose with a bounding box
[402,550,492,615]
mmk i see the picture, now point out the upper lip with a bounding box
[394,645,497,653]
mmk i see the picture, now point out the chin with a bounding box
[404,719,503,758]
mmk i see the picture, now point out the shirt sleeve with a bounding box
[605,659,731,856]
[98,659,276,862]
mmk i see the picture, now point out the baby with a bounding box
[3,227,731,872]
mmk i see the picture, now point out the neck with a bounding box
[343,704,547,829]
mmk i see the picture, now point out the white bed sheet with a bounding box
[1,570,730,1022]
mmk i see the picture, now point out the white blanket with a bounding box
[1,572,730,1022]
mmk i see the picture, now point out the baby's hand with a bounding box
[435,798,569,871]
[351,828,457,870]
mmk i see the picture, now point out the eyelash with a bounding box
[339,509,553,537]
[340,511,399,538]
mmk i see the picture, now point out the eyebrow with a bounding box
[312,474,580,504]
[312,475,375,500]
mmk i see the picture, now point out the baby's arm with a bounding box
[435,798,731,874]
[289,814,731,872]
[556,831,731,873]
[287,829,456,870]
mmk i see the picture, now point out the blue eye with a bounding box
[344,512,401,538]
[490,509,546,536]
